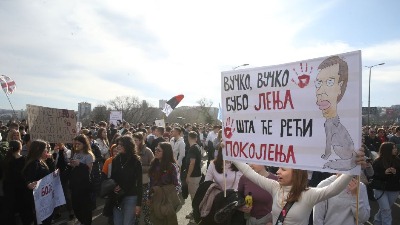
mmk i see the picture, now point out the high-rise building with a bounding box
[78,102,91,121]
[159,99,167,109]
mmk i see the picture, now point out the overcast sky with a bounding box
[0,0,399,111]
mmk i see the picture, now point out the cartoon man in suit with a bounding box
[315,56,356,170]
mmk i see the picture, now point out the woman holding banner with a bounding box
[22,139,55,225]
[232,149,366,225]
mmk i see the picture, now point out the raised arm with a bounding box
[232,161,279,195]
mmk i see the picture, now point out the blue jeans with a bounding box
[113,196,137,225]
[373,190,399,225]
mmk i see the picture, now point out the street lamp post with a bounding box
[232,64,249,70]
[365,62,385,126]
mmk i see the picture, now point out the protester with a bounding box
[2,140,32,225]
[150,126,166,154]
[170,127,186,168]
[313,175,370,225]
[96,127,110,160]
[185,131,202,223]
[53,143,74,220]
[370,142,400,225]
[232,148,366,225]
[133,132,154,225]
[205,125,219,168]
[364,128,382,152]
[6,128,21,142]
[238,163,277,225]
[205,148,243,191]
[23,140,55,225]
[111,135,143,225]
[69,134,95,225]
[389,126,400,149]
[148,142,181,225]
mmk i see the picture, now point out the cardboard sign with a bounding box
[27,105,77,143]
[33,170,66,224]
[221,51,362,175]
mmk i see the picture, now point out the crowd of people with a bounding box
[0,119,399,225]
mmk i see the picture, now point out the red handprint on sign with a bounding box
[224,117,236,139]
[291,62,312,88]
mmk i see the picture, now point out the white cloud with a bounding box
[0,0,399,111]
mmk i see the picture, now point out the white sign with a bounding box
[110,111,123,126]
[155,119,165,128]
[221,51,362,175]
[27,105,77,143]
[33,170,66,224]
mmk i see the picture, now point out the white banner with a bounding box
[33,169,66,224]
[155,119,165,128]
[221,51,362,175]
[110,111,123,126]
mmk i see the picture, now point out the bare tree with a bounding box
[196,98,215,124]
[107,96,161,125]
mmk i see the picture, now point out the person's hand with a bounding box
[27,181,37,190]
[347,177,358,196]
[135,206,141,216]
[385,168,392,174]
[114,185,121,193]
[389,167,396,174]
[240,205,252,213]
[355,147,367,168]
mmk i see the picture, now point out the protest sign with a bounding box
[221,51,361,175]
[110,111,123,126]
[155,119,165,128]
[27,105,77,143]
[33,170,66,224]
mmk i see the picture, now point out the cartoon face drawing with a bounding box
[315,64,343,119]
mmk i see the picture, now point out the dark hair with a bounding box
[149,142,176,180]
[73,134,94,157]
[111,133,122,145]
[98,121,107,127]
[188,131,198,140]
[156,126,165,134]
[132,132,145,150]
[377,142,400,168]
[96,127,108,141]
[213,148,238,174]
[318,56,348,102]
[22,133,31,144]
[165,126,172,133]
[117,135,139,160]
[24,140,48,172]
[5,140,22,162]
